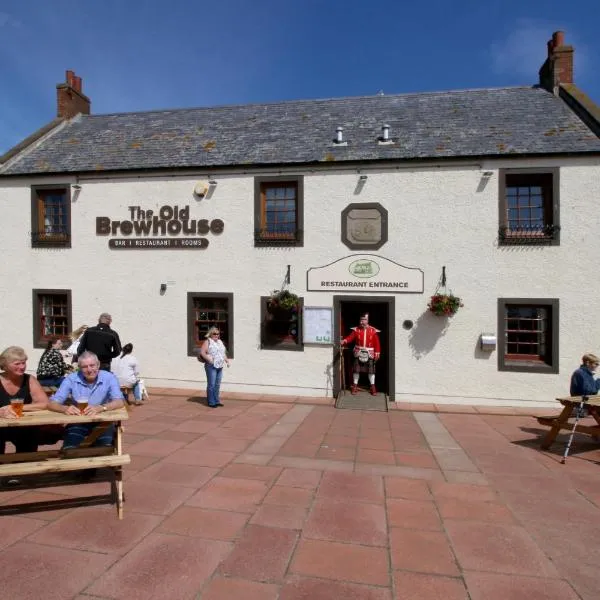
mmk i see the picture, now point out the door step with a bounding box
[336,390,388,412]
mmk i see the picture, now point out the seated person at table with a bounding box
[570,353,600,417]
[0,346,48,454]
[49,351,124,449]
[36,338,68,387]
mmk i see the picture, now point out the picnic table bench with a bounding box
[0,407,130,518]
[536,396,600,450]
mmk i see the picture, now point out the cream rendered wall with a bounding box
[1,155,599,405]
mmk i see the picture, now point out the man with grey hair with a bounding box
[77,313,122,371]
[49,351,124,450]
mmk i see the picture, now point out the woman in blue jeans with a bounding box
[199,326,231,407]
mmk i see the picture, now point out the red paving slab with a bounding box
[156,506,249,540]
[303,498,388,546]
[280,574,392,600]
[0,541,116,600]
[463,571,581,600]
[199,576,279,600]
[219,524,299,582]
[393,571,469,600]
[87,533,232,600]
[290,538,390,586]
[1,391,600,599]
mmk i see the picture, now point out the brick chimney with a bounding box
[539,31,574,95]
[56,70,91,118]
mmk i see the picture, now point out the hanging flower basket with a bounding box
[428,293,463,317]
[267,289,300,312]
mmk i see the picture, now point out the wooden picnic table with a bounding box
[0,407,130,518]
[537,396,600,450]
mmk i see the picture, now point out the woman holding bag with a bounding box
[199,326,231,408]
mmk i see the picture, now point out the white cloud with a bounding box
[0,11,21,29]
[489,18,588,81]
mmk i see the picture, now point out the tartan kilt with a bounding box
[352,357,376,375]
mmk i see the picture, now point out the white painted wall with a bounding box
[1,155,599,405]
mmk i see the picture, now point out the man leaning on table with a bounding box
[569,353,600,419]
[49,351,124,449]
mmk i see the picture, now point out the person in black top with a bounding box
[77,313,122,372]
[0,346,48,454]
[36,338,67,387]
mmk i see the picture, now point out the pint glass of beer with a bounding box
[78,397,89,415]
[10,398,24,417]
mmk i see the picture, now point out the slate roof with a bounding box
[1,86,600,176]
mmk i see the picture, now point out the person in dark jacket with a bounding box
[77,313,122,371]
[570,353,600,418]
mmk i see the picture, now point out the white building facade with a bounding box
[1,32,599,406]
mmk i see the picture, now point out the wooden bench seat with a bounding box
[0,454,130,477]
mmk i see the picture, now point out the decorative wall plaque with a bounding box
[341,202,388,250]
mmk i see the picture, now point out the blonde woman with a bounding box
[0,346,48,454]
[199,326,231,407]
[65,324,88,363]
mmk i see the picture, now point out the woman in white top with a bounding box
[199,326,231,407]
[112,343,143,405]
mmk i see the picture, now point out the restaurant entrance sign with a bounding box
[307,255,424,293]
[96,205,224,249]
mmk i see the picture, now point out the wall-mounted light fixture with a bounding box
[481,171,493,178]
[208,178,217,186]
[160,283,167,294]
[354,173,368,195]
[72,184,82,191]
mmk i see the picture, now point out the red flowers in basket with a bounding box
[428,293,463,317]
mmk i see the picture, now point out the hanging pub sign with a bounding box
[307,255,424,293]
[96,205,224,249]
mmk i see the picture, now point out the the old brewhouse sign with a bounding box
[97,205,224,249]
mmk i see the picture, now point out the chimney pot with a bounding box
[539,30,573,93]
[57,70,91,118]
[552,30,565,47]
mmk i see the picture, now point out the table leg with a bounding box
[115,468,124,519]
[115,421,124,518]
[541,403,572,450]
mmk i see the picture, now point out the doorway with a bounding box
[333,296,395,400]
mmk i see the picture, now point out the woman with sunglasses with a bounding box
[199,326,231,408]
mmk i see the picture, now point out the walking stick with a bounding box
[561,395,589,464]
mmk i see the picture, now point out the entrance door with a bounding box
[333,296,395,399]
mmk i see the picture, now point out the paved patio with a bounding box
[1,389,599,600]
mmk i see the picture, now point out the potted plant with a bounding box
[267,289,300,312]
[428,293,463,317]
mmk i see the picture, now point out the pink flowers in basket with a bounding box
[427,293,463,317]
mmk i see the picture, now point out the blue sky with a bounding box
[1,0,599,155]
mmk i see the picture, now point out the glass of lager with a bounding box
[78,397,89,415]
[10,398,24,417]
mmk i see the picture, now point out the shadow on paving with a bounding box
[515,426,600,463]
